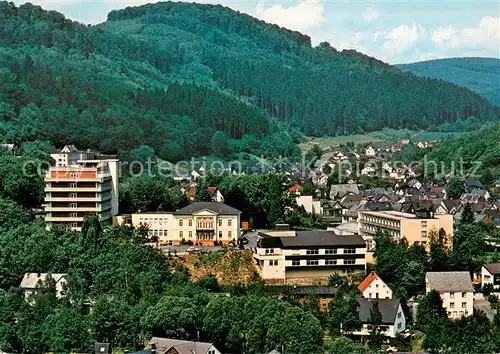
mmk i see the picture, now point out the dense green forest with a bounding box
[398,58,500,106]
[0,2,498,161]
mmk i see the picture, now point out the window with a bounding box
[376,284,379,288]
[325,249,337,254]
[219,219,222,227]
[306,249,319,255]
[397,323,402,329]
[70,172,77,178]
[462,292,467,298]
[292,260,300,266]
[421,221,427,228]
[188,219,192,227]
[344,248,355,254]
[397,312,402,319]
[70,222,78,228]
[179,231,183,238]
[179,220,183,227]
[421,230,427,237]
[273,260,278,266]
[70,212,78,218]
[70,183,77,188]
[306,260,319,266]
[344,259,355,265]
[269,260,274,266]
[218,231,222,238]
[228,231,232,238]
[189,231,192,238]
[70,193,77,198]
[450,302,455,309]
[325,259,337,265]
[450,292,455,299]
[265,249,274,254]
[228,219,232,227]
[461,302,467,308]
[70,203,77,208]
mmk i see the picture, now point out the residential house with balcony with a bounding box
[253,230,366,281]
[44,146,119,231]
[426,271,474,319]
[353,298,406,340]
[131,202,241,246]
[478,263,500,290]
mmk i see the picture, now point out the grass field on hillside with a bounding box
[300,129,466,152]
[299,134,387,152]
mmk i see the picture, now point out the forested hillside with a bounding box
[0,2,498,161]
[398,58,500,106]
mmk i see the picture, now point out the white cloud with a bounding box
[461,16,500,49]
[328,32,367,51]
[383,23,425,54]
[255,0,324,32]
[431,26,460,47]
[363,6,379,23]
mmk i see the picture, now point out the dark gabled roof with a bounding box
[443,199,461,212]
[484,263,500,275]
[358,298,401,324]
[426,271,473,292]
[282,231,365,247]
[258,231,365,248]
[465,179,484,188]
[173,202,241,215]
[294,286,339,296]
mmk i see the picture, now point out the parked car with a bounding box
[187,246,201,253]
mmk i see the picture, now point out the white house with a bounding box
[426,271,474,319]
[352,298,406,339]
[131,202,241,246]
[479,263,500,290]
[147,337,221,354]
[358,272,393,299]
[365,146,376,157]
[19,273,69,300]
[361,166,376,176]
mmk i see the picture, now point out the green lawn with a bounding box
[299,133,387,152]
[300,129,466,153]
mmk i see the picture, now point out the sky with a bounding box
[13,0,500,64]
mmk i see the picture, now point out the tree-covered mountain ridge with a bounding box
[0,1,498,161]
[397,57,500,106]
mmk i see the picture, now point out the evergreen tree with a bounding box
[367,301,384,352]
[195,181,213,202]
[460,203,475,225]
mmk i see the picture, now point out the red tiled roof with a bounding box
[358,271,378,293]
[208,186,217,195]
[289,184,303,192]
[186,186,196,199]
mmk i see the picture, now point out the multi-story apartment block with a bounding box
[426,271,474,319]
[45,145,119,231]
[130,202,241,246]
[253,230,366,281]
[358,210,453,262]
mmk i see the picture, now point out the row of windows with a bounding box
[361,215,400,228]
[450,292,468,298]
[448,310,469,317]
[449,302,468,309]
[177,231,232,238]
[138,218,234,227]
[289,259,357,266]
[306,248,356,255]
